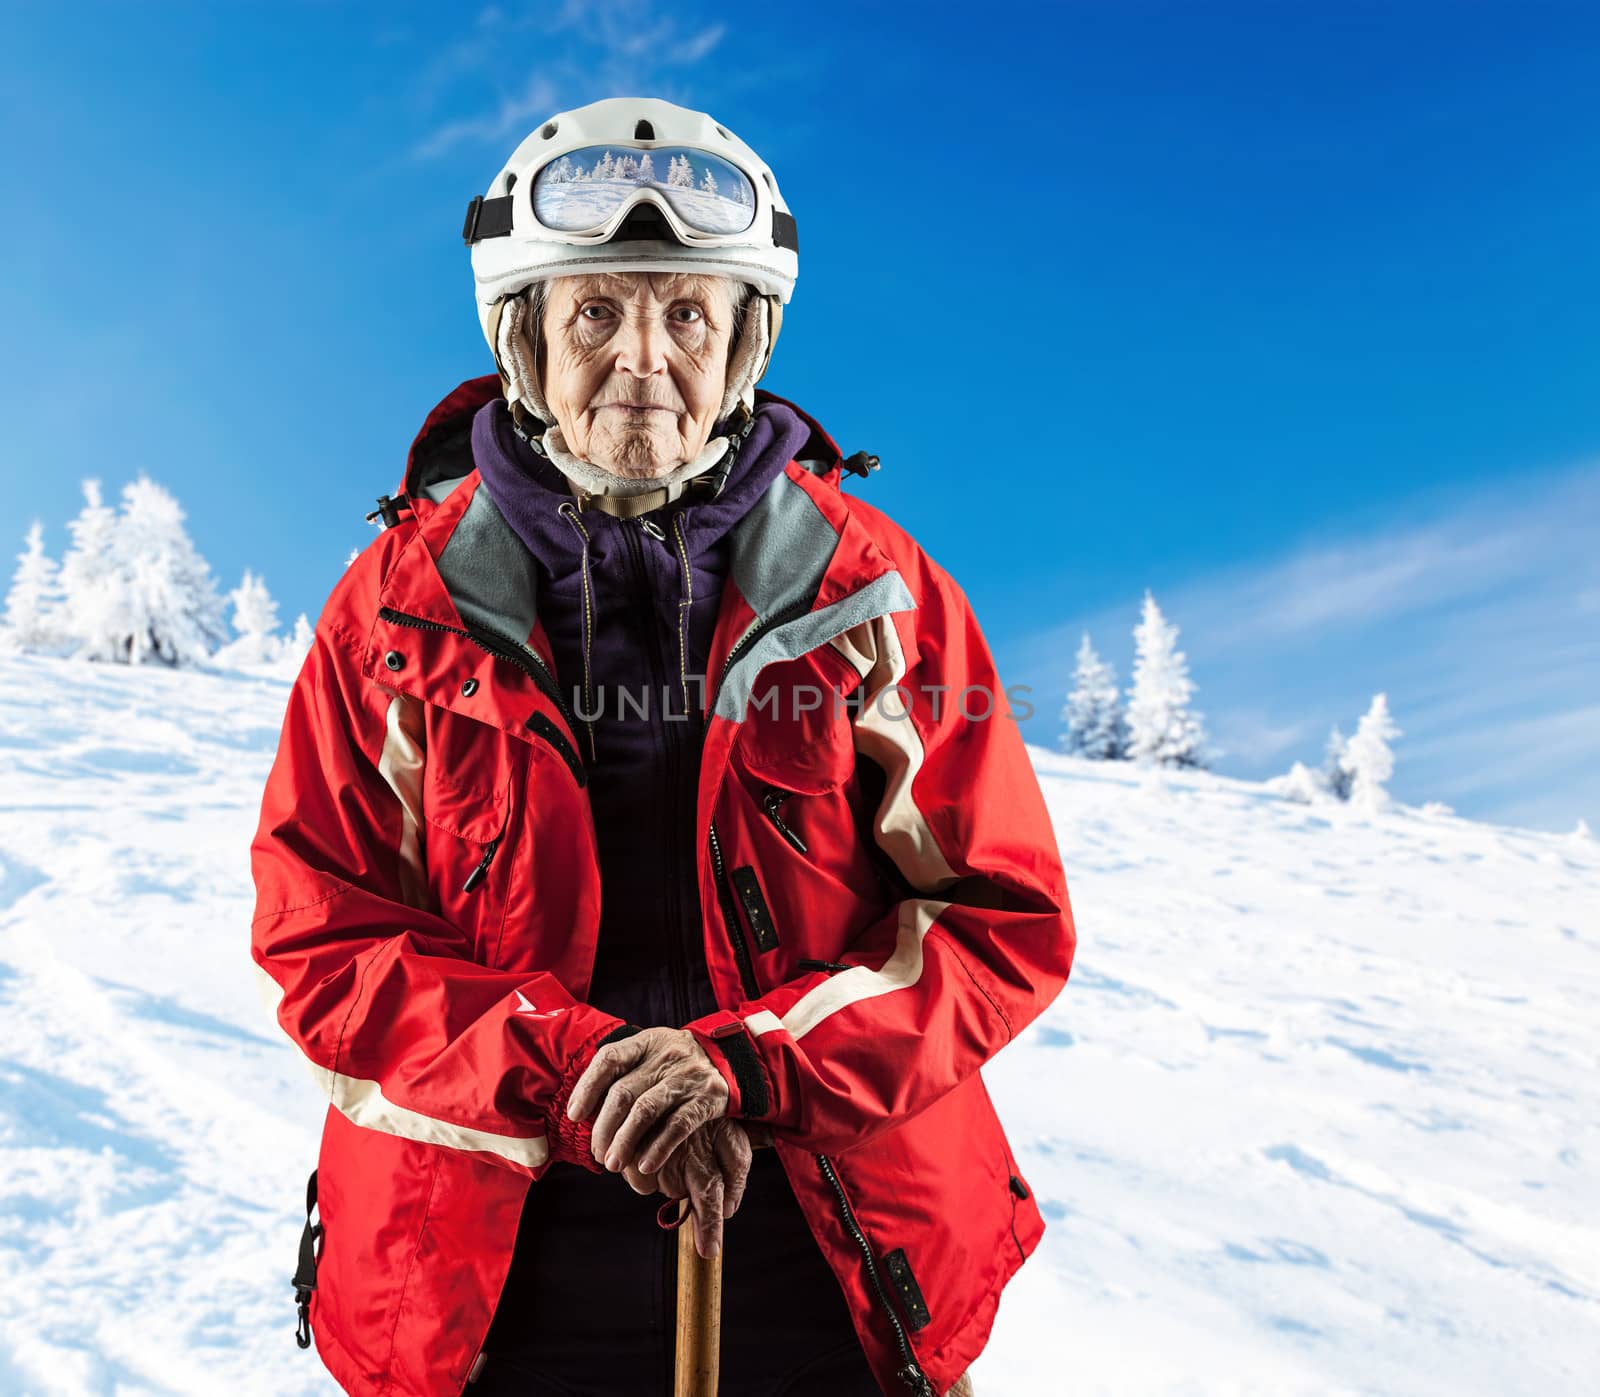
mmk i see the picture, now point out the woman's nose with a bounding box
[613,312,669,377]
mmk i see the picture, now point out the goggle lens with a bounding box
[532,145,758,236]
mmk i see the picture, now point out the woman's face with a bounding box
[539,270,735,477]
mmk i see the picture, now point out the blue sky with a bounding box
[1,1,1595,831]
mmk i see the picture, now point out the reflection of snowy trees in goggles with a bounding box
[532,146,757,235]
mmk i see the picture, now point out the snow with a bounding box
[535,172,753,234]
[0,652,1595,1395]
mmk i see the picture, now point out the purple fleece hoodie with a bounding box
[468,397,880,1395]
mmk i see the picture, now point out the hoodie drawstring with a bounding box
[670,513,698,722]
[555,501,599,765]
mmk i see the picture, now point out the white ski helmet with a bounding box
[464,96,797,383]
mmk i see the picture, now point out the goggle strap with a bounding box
[463,194,515,245]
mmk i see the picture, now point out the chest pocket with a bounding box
[416,711,527,957]
[419,708,522,857]
[736,643,863,795]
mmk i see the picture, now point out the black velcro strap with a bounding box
[882,1247,932,1332]
[292,1168,323,1349]
[772,209,799,253]
[598,1023,645,1048]
[729,865,780,952]
[463,194,515,244]
[709,1022,770,1119]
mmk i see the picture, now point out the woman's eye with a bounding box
[580,304,612,321]
[672,305,704,323]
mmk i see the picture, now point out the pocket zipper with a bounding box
[462,835,502,894]
[760,785,808,853]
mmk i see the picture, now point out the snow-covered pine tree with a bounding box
[616,154,637,180]
[1345,693,1401,811]
[699,165,719,196]
[594,151,615,180]
[271,612,315,676]
[59,478,134,661]
[635,151,655,182]
[116,474,229,666]
[669,154,694,188]
[1059,632,1126,760]
[2,520,66,653]
[1323,725,1353,800]
[1125,591,1209,768]
[1270,761,1332,805]
[213,568,282,667]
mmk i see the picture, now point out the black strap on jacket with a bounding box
[292,1168,323,1349]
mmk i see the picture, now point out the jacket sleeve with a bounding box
[685,555,1076,1157]
[249,612,630,1178]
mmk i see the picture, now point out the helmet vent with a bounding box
[504,172,518,195]
[634,119,655,140]
[541,121,558,139]
[714,124,731,140]
[761,171,776,193]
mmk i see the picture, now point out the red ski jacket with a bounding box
[249,376,1076,1396]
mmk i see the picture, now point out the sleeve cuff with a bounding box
[687,1011,772,1121]
[548,1019,641,1171]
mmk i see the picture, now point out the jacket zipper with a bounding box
[760,785,807,853]
[376,605,583,744]
[816,1153,934,1395]
[461,835,501,894]
[524,710,587,786]
[707,819,759,1000]
[703,595,815,721]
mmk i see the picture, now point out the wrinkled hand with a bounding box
[621,1117,754,1258]
[566,1026,729,1175]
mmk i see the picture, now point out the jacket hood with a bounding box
[398,374,847,504]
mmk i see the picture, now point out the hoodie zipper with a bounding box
[816,1153,934,1395]
[375,605,584,747]
[623,515,692,1030]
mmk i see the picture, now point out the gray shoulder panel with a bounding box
[729,470,838,626]
[714,569,917,722]
[434,484,541,644]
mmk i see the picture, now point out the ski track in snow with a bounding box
[0,651,1594,1395]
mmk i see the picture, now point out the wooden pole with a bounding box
[673,1199,723,1397]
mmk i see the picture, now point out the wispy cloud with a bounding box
[1008,462,1600,831]
[411,75,560,161]
[666,25,726,65]
[408,2,729,161]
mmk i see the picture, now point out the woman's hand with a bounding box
[621,1117,753,1258]
[566,1026,729,1175]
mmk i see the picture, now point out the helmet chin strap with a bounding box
[494,286,773,514]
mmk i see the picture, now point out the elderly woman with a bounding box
[250,98,1075,1397]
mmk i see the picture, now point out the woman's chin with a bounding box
[588,431,690,479]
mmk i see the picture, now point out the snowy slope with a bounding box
[0,651,1594,1396]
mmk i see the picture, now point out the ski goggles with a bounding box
[531,144,758,237]
[464,144,797,251]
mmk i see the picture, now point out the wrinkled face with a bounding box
[539,271,735,477]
